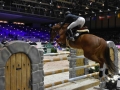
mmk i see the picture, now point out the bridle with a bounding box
[57,27,67,48]
[52,25,66,39]
[51,23,68,47]
[58,28,65,36]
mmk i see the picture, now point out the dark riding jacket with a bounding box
[60,14,79,28]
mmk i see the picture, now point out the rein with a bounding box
[58,24,69,36]
[58,28,65,36]
[52,23,68,40]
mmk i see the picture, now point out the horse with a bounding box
[50,23,118,82]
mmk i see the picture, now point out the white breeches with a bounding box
[67,17,85,29]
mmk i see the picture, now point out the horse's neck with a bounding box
[64,23,69,28]
[66,39,77,49]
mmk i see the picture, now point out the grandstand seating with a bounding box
[0,23,50,43]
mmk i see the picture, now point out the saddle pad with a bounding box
[74,30,89,40]
[77,29,89,33]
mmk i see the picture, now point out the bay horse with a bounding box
[50,23,118,80]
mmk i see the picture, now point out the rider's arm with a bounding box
[59,22,65,29]
[59,15,68,29]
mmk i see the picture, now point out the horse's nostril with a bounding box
[58,43,61,45]
[58,43,66,48]
[50,39,52,42]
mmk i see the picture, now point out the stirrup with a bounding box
[69,37,75,41]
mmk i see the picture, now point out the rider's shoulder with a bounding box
[66,13,76,17]
[66,13,72,16]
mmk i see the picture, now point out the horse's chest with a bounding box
[68,41,82,49]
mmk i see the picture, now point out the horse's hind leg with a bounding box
[88,55,107,89]
[97,58,111,89]
[85,54,107,77]
[85,54,104,77]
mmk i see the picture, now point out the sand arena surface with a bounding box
[43,50,120,90]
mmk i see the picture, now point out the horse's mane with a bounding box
[52,23,69,30]
[51,23,70,40]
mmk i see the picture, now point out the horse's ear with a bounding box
[50,38,52,42]
[60,22,63,25]
[50,25,54,29]
[49,27,52,29]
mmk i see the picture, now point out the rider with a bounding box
[60,11,85,41]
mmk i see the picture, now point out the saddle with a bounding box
[66,26,89,41]
[76,26,89,33]
[73,28,89,40]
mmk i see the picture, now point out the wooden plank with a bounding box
[76,49,84,76]
[110,48,114,62]
[21,53,27,90]
[5,58,11,90]
[26,56,31,90]
[16,53,22,90]
[10,54,16,90]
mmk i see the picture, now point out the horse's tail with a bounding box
[104,45,118,74]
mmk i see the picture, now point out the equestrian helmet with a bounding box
[65,11,71,15]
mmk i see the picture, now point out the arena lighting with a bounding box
[99,10,102,12]
[0,20,8,23]
[60,11,63,14]
[102,4,104,6]
[79,13,81,15]
[85,7,89,9]
[85,12,88,14]
[57,5,61,8]
[90,2,92,5]
[92,11,95,13]
[108,9,110,11]
[116,7,119,10]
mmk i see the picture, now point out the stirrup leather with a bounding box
[67,29,74,36]
[66,29,75,41]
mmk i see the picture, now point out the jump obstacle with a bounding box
[0,40,118,90]
[43,41,118,90]
[44,51,99,89]
[44,72,99,88]
[44,63,99,76]
[43,56,68,63]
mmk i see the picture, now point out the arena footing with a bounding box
[45,78,100,90]
[93,86,109,90]
[73,80,100,90]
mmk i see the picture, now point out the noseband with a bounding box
[54,27,66,39]
[58,42,66,48]
[52,24,68,47]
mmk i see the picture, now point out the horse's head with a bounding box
[50,23,69,48]
[50,23,60,42]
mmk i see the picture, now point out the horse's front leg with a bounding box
[56,38,61,45]
[56,39,61,47]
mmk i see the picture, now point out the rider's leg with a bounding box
[67,17,85,29]
[66,29,75,41]
[67,17,85,41]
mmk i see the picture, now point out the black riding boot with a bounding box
[66,29,75,41]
